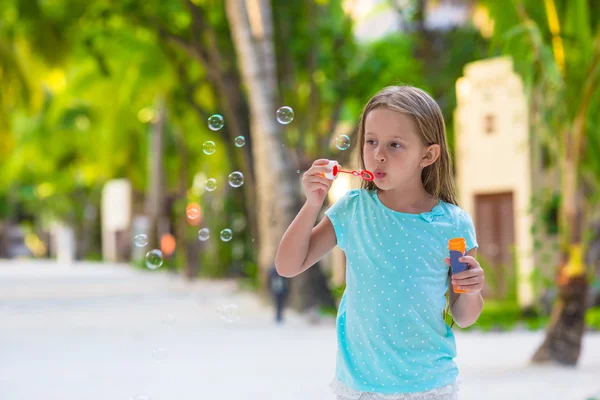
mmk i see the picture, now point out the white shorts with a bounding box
[331,378,459,400]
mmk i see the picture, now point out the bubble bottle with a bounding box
[448,237,469,293]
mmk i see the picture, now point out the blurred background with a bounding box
[1,0,600,399]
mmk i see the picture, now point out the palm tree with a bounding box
[485,0,600,365]
[225,0,337,310]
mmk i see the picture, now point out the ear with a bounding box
[421,144,440,168]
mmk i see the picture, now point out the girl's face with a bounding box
[363,108,428,191]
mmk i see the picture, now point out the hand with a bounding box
[444,255,485,296]
[302,159,334,207]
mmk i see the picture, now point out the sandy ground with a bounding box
[1,260,599,400]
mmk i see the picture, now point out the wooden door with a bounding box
[474,192,516,299]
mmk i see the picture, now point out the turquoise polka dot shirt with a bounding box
[324,188,478,394]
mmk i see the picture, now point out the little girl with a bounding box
[275,86,485,400]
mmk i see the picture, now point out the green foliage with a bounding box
[483,0,600,235]
[454,300,547,332]
[585,305,600,331]
[454,301,600,333]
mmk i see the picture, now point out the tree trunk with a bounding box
[225,0,297,279]
[531,33,599,361]
[144,96,167,250]
[173,126,199,280]
[225,0,334,310]
[531,273,588,365]
[532,160,589,365]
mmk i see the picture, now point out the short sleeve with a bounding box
[324,189,360,251]
[457,209,478,252]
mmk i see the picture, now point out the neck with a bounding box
[378,185,437,214]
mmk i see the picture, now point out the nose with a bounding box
[375,146,386,163]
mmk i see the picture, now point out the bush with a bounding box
[585,306,600,331]
[459,300,549,332]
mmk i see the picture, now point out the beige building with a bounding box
[455,56,559,307]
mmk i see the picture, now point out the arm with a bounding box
[448,248,484,328]
[274,203,337,278]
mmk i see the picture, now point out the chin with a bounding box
[372,180,390,190]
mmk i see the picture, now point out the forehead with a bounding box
[364,108,417,139]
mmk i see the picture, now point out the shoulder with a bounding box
[439,202,473,224]
[324,188,372,222]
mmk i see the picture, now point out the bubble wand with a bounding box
[321,160,374,181]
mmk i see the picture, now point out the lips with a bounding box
[374,170,386,179]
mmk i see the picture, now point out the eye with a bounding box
[390,142,402,148]
[366,139,376,145]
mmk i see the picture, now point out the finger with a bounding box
[452,282,483,290]
[452,269,483,279]
[305,175,332,186]
[443,257,450,266]
[452,268,484,279]
[306,179,332,191]
[454,285,482,293]
[452,276,481,285]
[458,256,477,265]
[313,159,331,166]
[310,182,331,192]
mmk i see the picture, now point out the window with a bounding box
[484,114,495,134]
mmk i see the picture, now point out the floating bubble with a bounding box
[228,171,244,188]
[335,134,351,151]
[232,215,246,232]
[163,314,176,328]
[152,347,167,363]
[186,207,200,220]
[134,234,148,247]
[198,228,210,241]
[145,249,163,270]
[220,228,233,242]
[205,178,217,192]
[234,136,246,147]
[208,114,224,131]
[276,106,294,124]
[232,242,244,259]
[130,396,151,400]
[217,303,239,323]
[186,203,202,225]
[202,141,216,155]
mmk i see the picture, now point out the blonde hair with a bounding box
[357,86,458,206]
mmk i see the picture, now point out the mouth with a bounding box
[374,171,386,179]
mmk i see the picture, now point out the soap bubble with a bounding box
[163,314,176,328]
[208,114,224,131]
[205,178,217,192]
[276,106,294,124]
[152,347,167,363]
[134,234,148,247]
[228,171,244,188]
[186,207,200,220]
[202,141,216,155]
[145,249,163,270]
[335,135,351,151]
[198,228,210,241]
[217,303,239,323]
[234,136,246,147]
[220,228,233,242]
